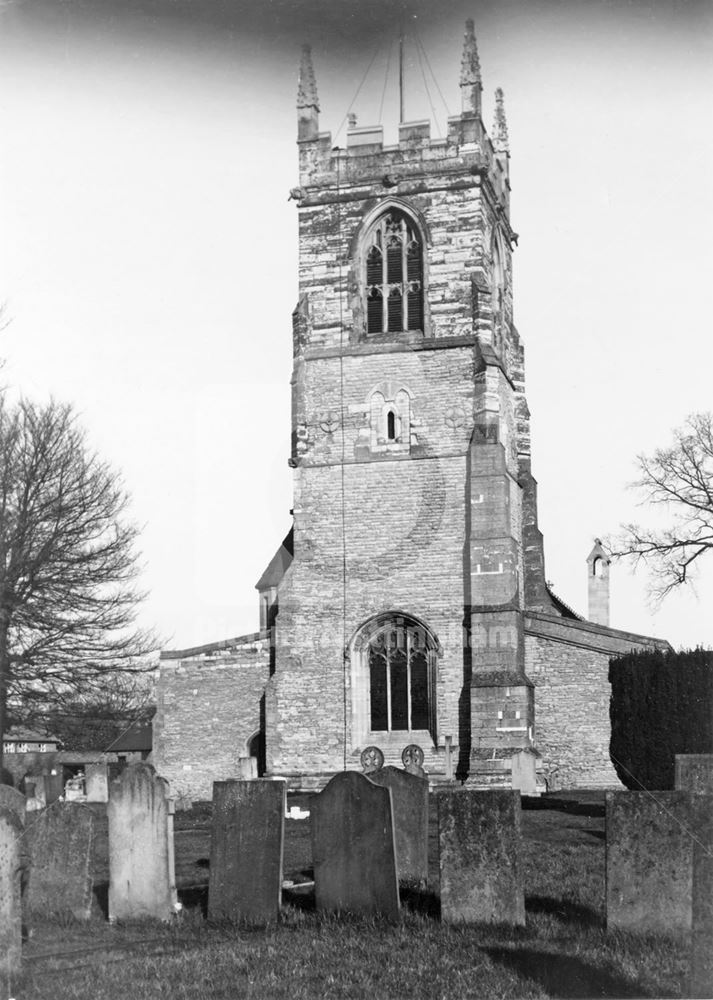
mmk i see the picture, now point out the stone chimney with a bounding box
[586,539,611,626]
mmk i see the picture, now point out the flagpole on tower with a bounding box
[399,28,405,124]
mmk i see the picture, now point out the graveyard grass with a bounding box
[12,794,688,1000]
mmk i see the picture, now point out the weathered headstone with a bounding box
[691,794,713,998]
[108,763,176,922]
[25,803,95,920]
[238,757,258,781]
[85,763,109,803]
[24,774,46,811]
[0,808,22,978]
[208,779,285,924]
[368,766,428,882]
[606,791,698,934]
[510,750,537,796]
[0,786,26,826]
[438,789,524,925]
[312,771,399,919]
[45,770,64,804]
[676,755,713,795]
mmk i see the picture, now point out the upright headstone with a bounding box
[510,751,537,796]
[238,757,258,781]
[85,763,109,803]
[438,789,524,925]
[208,779,285,924]
[0,808,22,978]
[0,786,26,826]
[676,755,713,795]
[606,791,698,934]
[691,795,713,998]
[108,763,175,922]
[312,771,399,919]
[45,770,64,804]
[368,767,428,882]
[25,803,95,920]
[24,774,46,811]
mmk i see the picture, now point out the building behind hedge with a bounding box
[153,25,669,799]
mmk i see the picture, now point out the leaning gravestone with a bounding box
[438,789,525,925]
[0,808,22,978]
[676,755,713,795]
[108,763,176,922]
[606,791,699,934]
[208,779,285,924]
[368,767,428,882]
[0,786,26,826]
[312,771,399,919]
[85,763,109,803]
[25,803,95,920]
[691,794,713,998]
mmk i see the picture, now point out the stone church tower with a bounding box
[153,23,668,798]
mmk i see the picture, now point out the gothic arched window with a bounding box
[365,211,423,335]
[365,617,437,733]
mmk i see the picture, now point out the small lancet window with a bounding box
[365,211,423,335]
[386,410,396,441]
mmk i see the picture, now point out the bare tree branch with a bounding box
[609,412,713,603]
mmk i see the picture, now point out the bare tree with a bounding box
[611,412,713,601]
[0,395,157,772]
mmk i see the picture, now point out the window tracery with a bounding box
[365,211,423,335]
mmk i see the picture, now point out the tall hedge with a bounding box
[609,647,713,790]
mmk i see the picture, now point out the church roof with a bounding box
[255,528,294,591]
[545,585,584,621]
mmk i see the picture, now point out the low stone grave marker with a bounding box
[438,789,524,925]
[368,766,428,882]
[25,803,95,921]
[0,807,22,978]
[0,785,26,826]
[208,779,285,924]
[24,774,47,812]
[238,757,258,780]
[312,770,399,919]
[85,763,109,803]
[676,755,713,795]
[510,750,537,795]
[108,763,176,922]
[606,790,699,934]
[690,794,713,998]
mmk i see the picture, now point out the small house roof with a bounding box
[4,727,59,744]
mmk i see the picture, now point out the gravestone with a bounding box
[85,763,109,803]
[208,779,285,924]
[24,774,46,811]
[0,786,26,826]
[510,751,537,796]
[0,808,22,978]
[312,771,399,919]
[238,757,258,781]
[368,766,428,882]
[606,791,698,934]
[691,794,713,998]
[25,803,95,920]
[676,755,713,795]
[45,770,64,804]
[438,789,524,925]
[108,763,176,922]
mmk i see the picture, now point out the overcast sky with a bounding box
[1,0,712,652]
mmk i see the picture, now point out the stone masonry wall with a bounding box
[525,619,669,789]
[153,639,269,800]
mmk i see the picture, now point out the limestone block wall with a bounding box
[270,453,468,779]
[153,638,269,800]
[524,614,669,789]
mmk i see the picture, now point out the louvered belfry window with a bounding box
[366,211,423,334]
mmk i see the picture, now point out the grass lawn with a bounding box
[9,791,689,1000]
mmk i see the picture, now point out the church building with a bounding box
[153,23,668,800]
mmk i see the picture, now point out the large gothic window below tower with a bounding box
[350,612,439,746]
[365,211,423,335]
